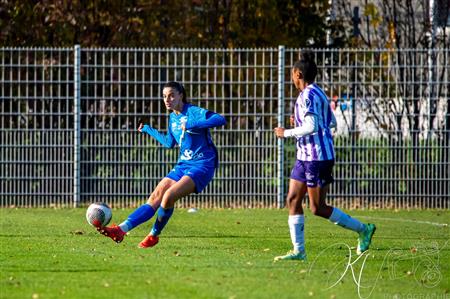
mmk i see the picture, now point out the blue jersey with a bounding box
[294,83,335,161]
[141,103,226,167]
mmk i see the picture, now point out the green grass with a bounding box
[1,208,449,299]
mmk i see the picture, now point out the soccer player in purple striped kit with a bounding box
[97,81,226,248]
[273,52,376,261]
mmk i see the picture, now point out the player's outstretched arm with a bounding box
[185,111,226,130]
[138,123,176,148]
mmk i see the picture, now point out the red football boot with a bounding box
[138,234,159,248]
[97,225,126,243]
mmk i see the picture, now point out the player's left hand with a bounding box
[138,123,150,133]
[273,127,285,138]
[138,123,144,132]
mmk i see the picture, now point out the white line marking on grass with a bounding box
[358,216,449,227]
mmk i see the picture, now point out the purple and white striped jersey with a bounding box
[293,83,335,161]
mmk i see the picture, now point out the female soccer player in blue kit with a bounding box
[98,81,226,248]
[273,52,376,261]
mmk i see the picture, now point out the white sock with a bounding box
[288,214,305,253]
[118,220,131,233]
[329,207,365,233]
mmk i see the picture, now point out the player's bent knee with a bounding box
[286,193,300,205]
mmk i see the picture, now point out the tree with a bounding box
[328,0,449,203]
[0,0,330,48]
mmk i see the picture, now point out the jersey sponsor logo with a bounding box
[305,172,315,180]
[180,149,193,160]
[193,152,204,159]
[180,150,205,161]
[305,98,311,108]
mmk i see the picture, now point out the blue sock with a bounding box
[119,203,156,232]
[150,207,174,236]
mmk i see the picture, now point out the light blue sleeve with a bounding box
[185,107,226,130]
[141,124,176,148]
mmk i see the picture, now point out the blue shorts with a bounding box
[166,163,216,193]
[290,160,334,187]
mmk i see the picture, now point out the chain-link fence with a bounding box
[1,47,449,208]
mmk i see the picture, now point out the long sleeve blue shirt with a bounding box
[141,103,226,167]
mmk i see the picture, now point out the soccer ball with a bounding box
[86,202,112,228]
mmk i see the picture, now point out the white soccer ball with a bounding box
[86,202,112,228]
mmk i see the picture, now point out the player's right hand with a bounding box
[273,127,285,138]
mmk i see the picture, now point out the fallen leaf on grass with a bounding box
[71,230,84,235]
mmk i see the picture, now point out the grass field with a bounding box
[0,208,449,299]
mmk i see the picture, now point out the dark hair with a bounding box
[292,51,317,83]
[163,81,187,103]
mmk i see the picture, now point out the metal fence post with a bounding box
[277,46,285,208]
[74,45,81,208]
